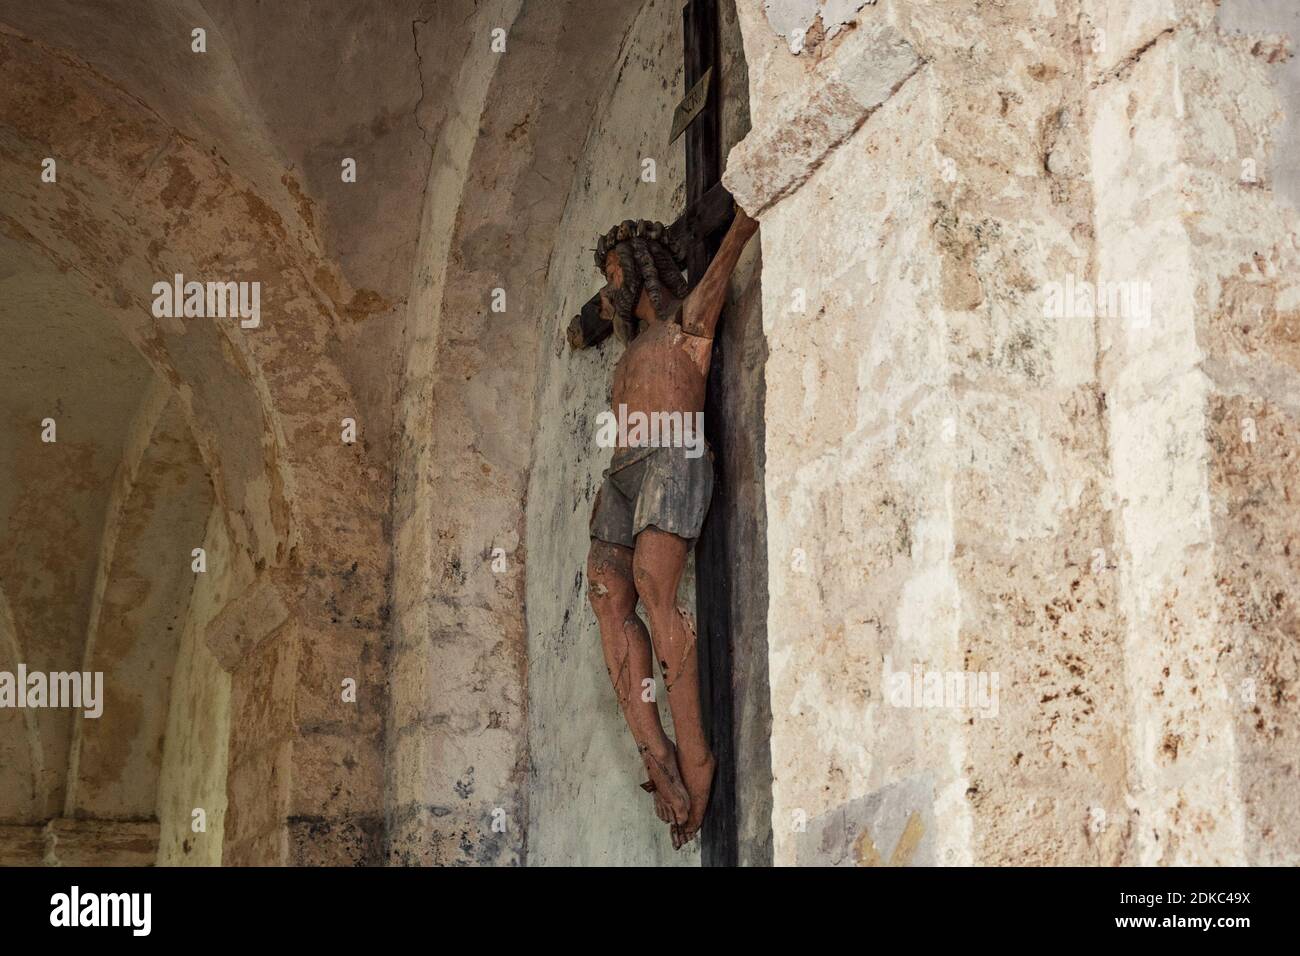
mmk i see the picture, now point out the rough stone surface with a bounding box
[386,0,656,866]
[155,510,233,866]
[4,0,1299,869]
[45,818,160,867]
[796,774,935,866]
[0,5,392,865]
[724,0,1300,865]
[725,19,921,216]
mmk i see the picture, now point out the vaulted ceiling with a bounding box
[0,0,463,850]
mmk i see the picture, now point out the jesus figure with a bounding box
[580,204,758,848]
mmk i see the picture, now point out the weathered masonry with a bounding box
[1,0,1298,866]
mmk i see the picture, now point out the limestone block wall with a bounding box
[1087,1,1244,865]
[913,0,1132,868]
[1085,0,1300,863]
[735,58,981,865]
[726,0,1300,866]
[1197,0,1300,869]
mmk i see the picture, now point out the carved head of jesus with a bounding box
[594,219,689,343]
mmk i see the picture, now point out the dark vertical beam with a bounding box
[683,0,737,867]
[683,0,721,280]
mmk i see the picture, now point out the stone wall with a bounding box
[1197,0,1300,872]
[387,0,523,868]
[4,0,1296,870]
[725,0,1300,866]
[0,21,394,866]
[387,0,647,865]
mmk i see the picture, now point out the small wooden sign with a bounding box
[669,66,712,145]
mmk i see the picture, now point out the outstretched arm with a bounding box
[680,204,759,340]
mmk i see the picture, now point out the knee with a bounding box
[587,557,634,621]
[586,573,616,615]
[631,555,672,614]
[589,586,635,629]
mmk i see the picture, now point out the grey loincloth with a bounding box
[589,444,713,548]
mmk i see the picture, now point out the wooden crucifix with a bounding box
[568,0,744,864]
[679,0,737,870]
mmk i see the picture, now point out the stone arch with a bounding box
[0,29,390,864]
[0,583,42,824]
[1,31,296,569]
[63,383,213,823]
[388,0,769,866]
[387,0,654,864]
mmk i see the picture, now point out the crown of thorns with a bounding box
[594,219,688,273]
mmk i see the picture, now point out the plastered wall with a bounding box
[523,0,695,867]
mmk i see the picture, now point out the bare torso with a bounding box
[610,316,712,444]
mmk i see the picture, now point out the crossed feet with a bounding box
[639,740,716,850]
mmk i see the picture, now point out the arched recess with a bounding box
[64,384,213,824]
[521,0,691,867]
[520,0,767,866]
[0,29,391,864]
[388,0,769,867]
[388,0,652,865]
[0,224,156,857]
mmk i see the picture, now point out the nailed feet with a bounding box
[638,740,690,830]
[642,743,715,850]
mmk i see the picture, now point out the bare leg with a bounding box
[632,526,715,849]
[586,538,689,826]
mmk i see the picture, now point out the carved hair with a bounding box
[595,219,690,343]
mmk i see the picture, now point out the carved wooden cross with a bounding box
[679,0,738,872]
[567,0,739,868]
